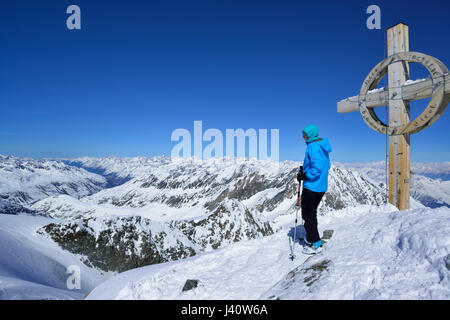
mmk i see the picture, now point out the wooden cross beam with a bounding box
[337,23,450,210]
[387,24,411,211]
[337,76,450,114]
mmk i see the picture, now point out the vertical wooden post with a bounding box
[387,23,410,210]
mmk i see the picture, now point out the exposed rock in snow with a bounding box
[182,279,199,292]
[38,198,273,273]
[39,216,198,273]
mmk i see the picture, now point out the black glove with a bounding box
[296,166,307,182]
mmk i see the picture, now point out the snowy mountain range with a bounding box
[335,161,450,208]
[0,155,449,299]
[0,155,107,215]
[29,157,385,273]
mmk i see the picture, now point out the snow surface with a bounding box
[0,214,111,300]
[86,202,450,300]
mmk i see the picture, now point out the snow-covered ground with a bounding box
[0,214,111,300]
[86,201,450,300]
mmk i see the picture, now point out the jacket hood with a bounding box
[309,137,332,154]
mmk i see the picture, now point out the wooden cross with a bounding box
[337,23,450,210]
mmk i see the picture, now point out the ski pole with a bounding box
[290,181,302,260]
[293,181,301,242]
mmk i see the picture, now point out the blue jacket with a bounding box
[302,138,332,193]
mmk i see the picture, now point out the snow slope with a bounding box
[86,202,450,300]
[0,214,110,300]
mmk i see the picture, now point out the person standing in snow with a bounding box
[296,124,332,254]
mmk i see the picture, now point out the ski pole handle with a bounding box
[296,182,301,207]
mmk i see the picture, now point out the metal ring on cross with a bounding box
[358,51,449,135]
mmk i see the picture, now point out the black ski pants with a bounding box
[301,187,325,243]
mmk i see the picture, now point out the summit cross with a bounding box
[337,23,450,210]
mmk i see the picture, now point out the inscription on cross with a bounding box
[337,23,450,210]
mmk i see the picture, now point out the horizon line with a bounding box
[1,153,450,164]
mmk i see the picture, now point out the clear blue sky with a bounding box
[1,0,450,162]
